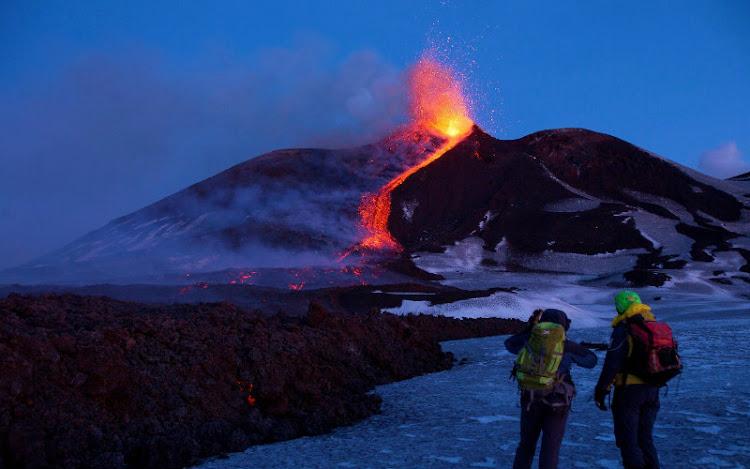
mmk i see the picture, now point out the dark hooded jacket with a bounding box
[505,309,598,386]
[596,302,657,391]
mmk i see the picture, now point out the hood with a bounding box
[540,308,571,331]
[611,303,655,328]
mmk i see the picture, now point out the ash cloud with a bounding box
[698,142,750,179]
[0,38,408,271]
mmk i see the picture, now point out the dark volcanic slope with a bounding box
[389,128,748,265]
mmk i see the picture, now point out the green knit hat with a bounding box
[615,290,641,314]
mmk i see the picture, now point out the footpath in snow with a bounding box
[195,304,750,469]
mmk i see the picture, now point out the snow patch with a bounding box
[623,189,693,222]
[543,198,601,213]
[693,425,722,435]
[693,456,734,467]
[628,210,693,255]
[638,229,662,250]
[695,210,750,238]
[383,290,605,328]
[402,200,418,222]
[478,211,494,231]
[506,249,643,275]
[413,236,643,278]
[75,242,107,262]
[131,216,170,231]
[595,459,623,468]
[175,213,209,235]
[471,415,518,424]
[414,237,487,274]
[470,457,497,468]
[429,456,462,464]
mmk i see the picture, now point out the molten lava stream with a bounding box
[356,54,474,252]
[358,134,467,251]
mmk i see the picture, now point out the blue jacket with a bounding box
[505,309,597,384]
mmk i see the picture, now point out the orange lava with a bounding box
[358,56,474,251]
[237,381,256,406]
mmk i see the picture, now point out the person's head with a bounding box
[615,290,641,314]
[540,308,571,331]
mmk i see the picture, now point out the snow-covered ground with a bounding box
[194,298,750,469]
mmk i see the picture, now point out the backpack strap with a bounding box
[524,374,576,409]
[629,317,655,345]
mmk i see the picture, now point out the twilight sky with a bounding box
[1,0,749,270]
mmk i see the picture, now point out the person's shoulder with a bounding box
[613,321,629,332]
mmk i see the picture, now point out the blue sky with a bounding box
[1,0,749,269]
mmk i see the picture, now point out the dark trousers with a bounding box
[513,393,570,469]
[612,385,660,469]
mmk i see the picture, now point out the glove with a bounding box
[594,387,609,411]
[528,309,544,325]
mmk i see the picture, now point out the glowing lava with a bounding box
[358,56,474,251]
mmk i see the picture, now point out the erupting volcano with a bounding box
[3,51,748,290]
[358,56,475,251]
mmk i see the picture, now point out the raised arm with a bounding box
[565,340,598,369]
[504,309,541,354]
[504,329,531,355]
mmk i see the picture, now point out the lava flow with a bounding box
[358,56,474,252]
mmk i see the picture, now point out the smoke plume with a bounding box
[698,142,750,179]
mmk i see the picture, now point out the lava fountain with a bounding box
[358,56,474,251]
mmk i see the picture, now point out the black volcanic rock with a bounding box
[0,293,524,469]
[390,128,743,254]
[387,127,749,282]
[524,129,741,221]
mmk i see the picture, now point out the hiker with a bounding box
[594,291,681,469]
[505,308,598,469]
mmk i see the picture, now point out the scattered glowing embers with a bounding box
[178,282,209,296]
[179,265,380,292]
[237,380,256,406]
[229,271,258,285]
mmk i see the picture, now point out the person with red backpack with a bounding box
[594,291,682,469]
[505,308,598,469]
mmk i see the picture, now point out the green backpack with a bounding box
[513,321,566,390]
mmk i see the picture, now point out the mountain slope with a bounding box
[391,128,749,285]
[3,128,748,286]
[391,128,746,254]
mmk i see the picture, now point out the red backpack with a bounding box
[626,319,682,386]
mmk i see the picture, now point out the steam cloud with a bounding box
[698,142,749,179]
[0,37,409,270]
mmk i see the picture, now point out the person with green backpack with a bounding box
[505,308,598,469]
